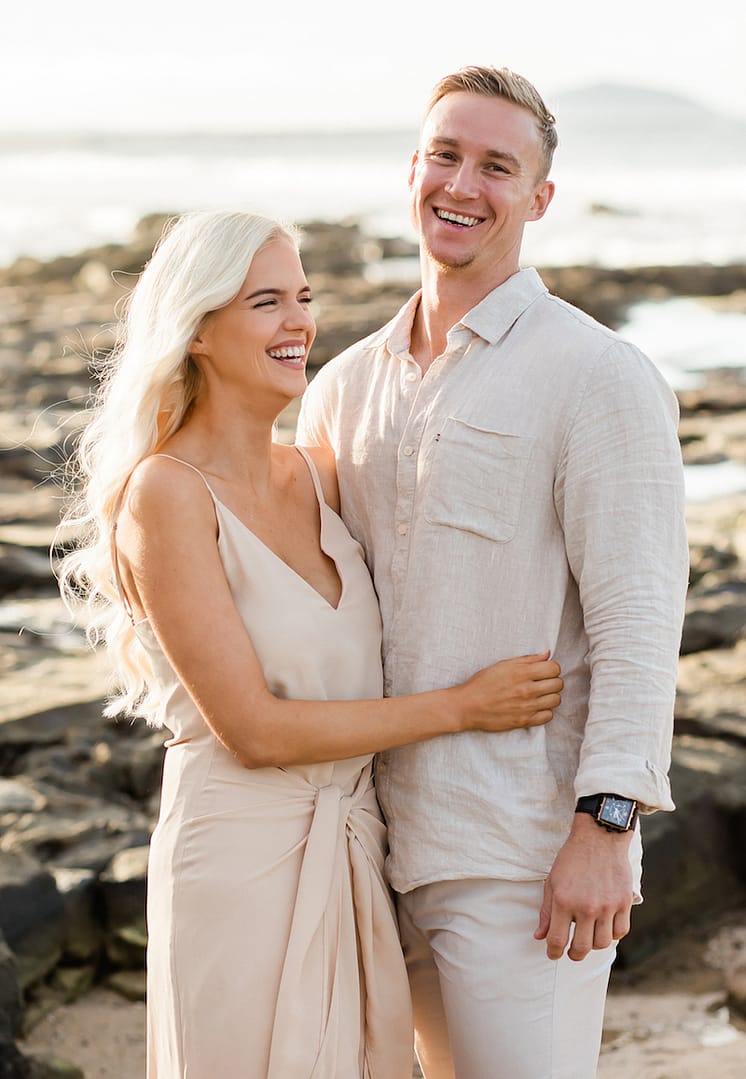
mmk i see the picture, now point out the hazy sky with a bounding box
[3,0,744,132]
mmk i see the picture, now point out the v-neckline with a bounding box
[211,467,345,613]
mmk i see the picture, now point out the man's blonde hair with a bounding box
[425,65,558,179]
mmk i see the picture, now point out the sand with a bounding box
[20,956,746,1079]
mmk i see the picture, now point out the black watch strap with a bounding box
[575,793,638,833]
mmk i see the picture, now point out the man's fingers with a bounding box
[534,880,552,941]
[569,907,630,959]
[542,905,572,961]
[612,908,632,941]
[566,917,595,962]
[592,916,615,952]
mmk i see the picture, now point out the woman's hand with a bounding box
[456,651,563,732]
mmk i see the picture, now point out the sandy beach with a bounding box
[19,903,746,1078]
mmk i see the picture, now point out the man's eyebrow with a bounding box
[428,136,522,170]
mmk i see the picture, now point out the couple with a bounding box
[59,65,688,1078]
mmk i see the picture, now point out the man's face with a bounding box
[409,91,554,284]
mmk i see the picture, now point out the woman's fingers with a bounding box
[533,676,564,696]
[520,658,562,680]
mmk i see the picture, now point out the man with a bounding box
[296,65,688,1078]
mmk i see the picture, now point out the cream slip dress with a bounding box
[132,447,413,1078]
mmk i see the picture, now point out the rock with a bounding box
[0,1036,31,1078]
[725,964,746,1018]
[25,1054,83,1079]
[681,576,746,653]
[0,854,65,991]
[99,848,148,971]
[0,547,56,600]
[47,969,94,1007]
[675,643,746,742]
[0,935,22,1039]
[51,870,100,966]
[105,968,146,1002]
[678,368,746,416]
[619,735,746,965]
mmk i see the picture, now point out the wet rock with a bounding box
[0,935,22,1039]
[0,854,65,991]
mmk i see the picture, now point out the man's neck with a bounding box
[411,260,519,374]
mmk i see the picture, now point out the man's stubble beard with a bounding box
[422,236,477,274]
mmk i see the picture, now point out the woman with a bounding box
[58,210,562,1078]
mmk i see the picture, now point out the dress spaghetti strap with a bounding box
[294,445,328,510]
[150,453,217,497]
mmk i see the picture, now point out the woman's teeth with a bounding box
[268,347,305,365]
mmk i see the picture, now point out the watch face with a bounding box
[599,796,635,829]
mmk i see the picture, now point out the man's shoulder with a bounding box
[328,320,392,369]
[307,301,410,392]
[533,286,661,375]
[536,287,621,349]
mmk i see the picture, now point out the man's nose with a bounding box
[445,162,480,199]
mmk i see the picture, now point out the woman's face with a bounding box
[191,237,316,406]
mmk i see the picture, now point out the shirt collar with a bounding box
[461,268,547,344]
[382,268,547,358]
[385,290,423,358]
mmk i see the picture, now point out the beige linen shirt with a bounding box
[296,268,688,894]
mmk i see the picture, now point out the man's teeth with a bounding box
[268,347,305,362]
[435,209,481,227]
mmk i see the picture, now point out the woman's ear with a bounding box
[189,327,209,358]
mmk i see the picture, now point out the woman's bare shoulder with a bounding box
[120,454,213,532]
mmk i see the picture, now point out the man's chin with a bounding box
[423,241,476,272]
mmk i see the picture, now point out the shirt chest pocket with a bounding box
[423,418,534,543]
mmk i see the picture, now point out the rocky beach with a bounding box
[1,215,746,1077]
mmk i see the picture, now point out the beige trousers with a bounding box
[397,877,616,1079]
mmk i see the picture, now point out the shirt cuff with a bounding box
[575,754,676,814]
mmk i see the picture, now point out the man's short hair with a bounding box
[425,65,558,179]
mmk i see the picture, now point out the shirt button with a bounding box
[397,524,408,536]
[403,445,414,457]
[406,372,417,383]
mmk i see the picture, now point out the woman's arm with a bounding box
[116,458,562,769]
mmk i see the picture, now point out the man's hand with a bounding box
[534,813,635,961]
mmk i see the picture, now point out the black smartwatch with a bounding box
[575,794,638,833]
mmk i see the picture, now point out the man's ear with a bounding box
[408,150,419,189]
[528,180,555,222]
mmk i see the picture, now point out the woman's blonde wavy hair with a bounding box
[56,209,299,722]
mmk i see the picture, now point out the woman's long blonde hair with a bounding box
[56,210,299,721]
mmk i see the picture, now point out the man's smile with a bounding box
[434,208,484,228]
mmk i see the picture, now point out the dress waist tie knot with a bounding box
[267,765,413,1078]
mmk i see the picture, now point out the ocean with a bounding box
[3,88,746,270]
[3,90,746,499]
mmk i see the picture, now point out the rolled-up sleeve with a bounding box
[555,342,689,813]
